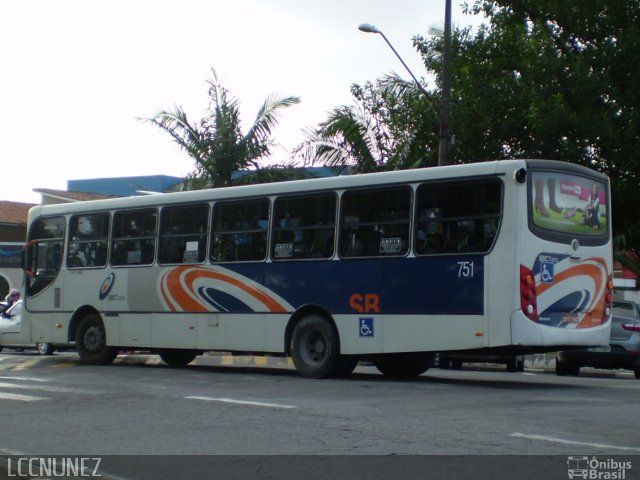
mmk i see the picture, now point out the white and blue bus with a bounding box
[20,160,613,378]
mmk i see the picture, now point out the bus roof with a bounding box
[27,159,604,219]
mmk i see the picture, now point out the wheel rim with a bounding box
[37,343,47,354]
[301,330,327,365]
[84,325,106,354]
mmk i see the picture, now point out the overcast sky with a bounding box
[1,0,484,204]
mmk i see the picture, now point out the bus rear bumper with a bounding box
[510,310,611,348]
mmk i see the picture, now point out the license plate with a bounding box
[588,345,611,352]
[562,313,579,324]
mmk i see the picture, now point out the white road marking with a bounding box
[0,392,47,401]
[0,375,49,382]
[510,433,640,453]
[185,395,296,409]
[0,381,103,395]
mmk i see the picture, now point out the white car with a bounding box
[0,300,57,355]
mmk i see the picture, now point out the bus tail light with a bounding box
[520,265,538,322]
[603,275,614,321]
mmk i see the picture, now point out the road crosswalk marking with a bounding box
[0,392,47,401]
[11,358,44,371]
[0,376,105,402]
[0,381,104,395]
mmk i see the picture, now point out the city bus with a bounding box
[20,160,613,378]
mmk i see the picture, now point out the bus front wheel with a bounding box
[374,352,435,378]
[76,314,117,365]
[159,350,197,367]
[291,315,352,379]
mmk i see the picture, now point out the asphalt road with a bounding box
[0,351,638,479]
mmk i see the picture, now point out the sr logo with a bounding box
[99,273,115,300]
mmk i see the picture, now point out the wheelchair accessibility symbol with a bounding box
[540,263,554,283]
[359,318,374,337]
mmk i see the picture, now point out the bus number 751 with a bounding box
[457,261,475,278]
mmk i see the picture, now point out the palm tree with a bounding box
[142,68,301,189]
[295,73,437,172]
[295,104,385,173]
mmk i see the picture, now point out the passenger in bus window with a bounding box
[69,216,97,267]
[581,183,601,230]
[345,229,364,257]
[364,227,382,256]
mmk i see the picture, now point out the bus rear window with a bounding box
[531,171,608,237]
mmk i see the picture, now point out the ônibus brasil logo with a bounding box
[99,273,115,300]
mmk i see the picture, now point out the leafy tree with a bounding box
[414,0,640,236]
[304,0,640,266]
[142,68,301,189]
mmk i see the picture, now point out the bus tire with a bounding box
[291,314,344,379]
[159,350,197,367]
[374,352,434,378]
[76,313,117,366]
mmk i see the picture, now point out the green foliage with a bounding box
[142,68,300,189]
[302,0,640,268]
[448,0,640,266]
[416,1,640,236]
[294,73,439,172]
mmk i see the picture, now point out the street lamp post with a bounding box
[440,0,452,167]
[359,5,452,166]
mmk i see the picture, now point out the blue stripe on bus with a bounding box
[198,286,254,313]
[221,256,485,315]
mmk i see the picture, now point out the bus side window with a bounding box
[211,198,270,263]
[159,204,209,264]
[414,180,502,255]
[272,194,336,261]
[339,187,411,258]
[111,209,157,266]
[67,213,110,268]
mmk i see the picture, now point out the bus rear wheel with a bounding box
[159,350,197,367]
[76,313,117,365]
[291,314,352,379]
[374,352,435,378]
